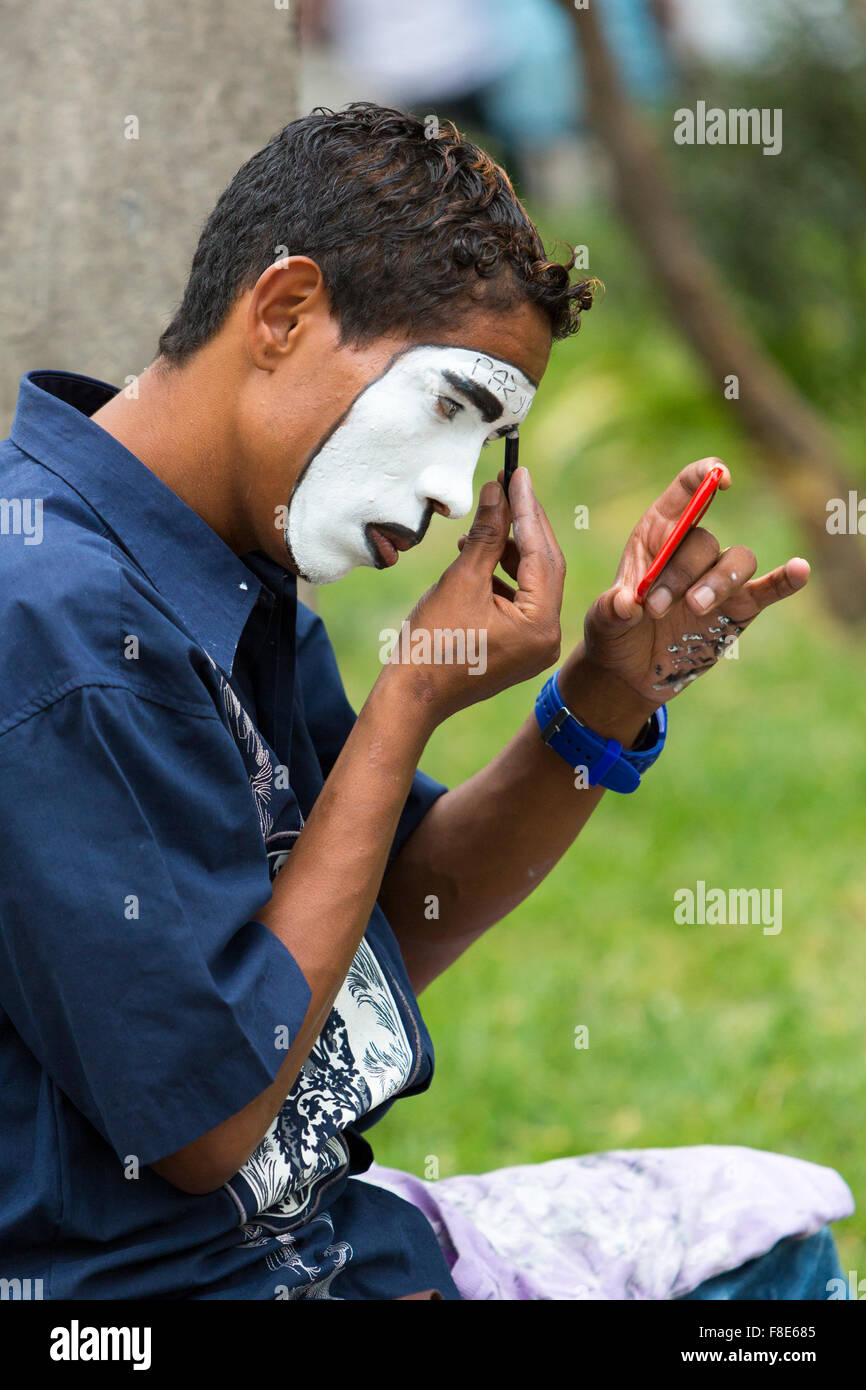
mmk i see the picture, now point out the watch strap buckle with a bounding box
[540,705,570,743]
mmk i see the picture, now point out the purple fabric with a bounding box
[354,1145,854,1300]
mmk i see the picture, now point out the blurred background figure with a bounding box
[300,0,672,201]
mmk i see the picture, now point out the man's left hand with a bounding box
[578,457,810,705]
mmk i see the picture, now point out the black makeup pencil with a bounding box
[504,432,519,501]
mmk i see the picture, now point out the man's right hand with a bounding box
[385,467,566,726]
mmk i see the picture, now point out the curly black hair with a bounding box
[157,101,594,366]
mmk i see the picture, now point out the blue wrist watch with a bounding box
[534,668,667,793]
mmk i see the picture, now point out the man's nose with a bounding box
[415,463,476,521]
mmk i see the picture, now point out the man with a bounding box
[0,103,849,1299]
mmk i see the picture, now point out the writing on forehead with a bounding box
[469,355,530,415]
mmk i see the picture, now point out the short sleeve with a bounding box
[295,601,449,867]
[0,682,312,1167]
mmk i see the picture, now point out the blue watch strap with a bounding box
[534,669,667,793]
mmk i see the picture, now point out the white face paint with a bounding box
[284,344,537,585]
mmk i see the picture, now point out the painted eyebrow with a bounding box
[439,370,503,424]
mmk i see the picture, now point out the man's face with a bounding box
[285,340,539,584]
[240,286,551,582]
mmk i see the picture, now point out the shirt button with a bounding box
[239,581,249,591]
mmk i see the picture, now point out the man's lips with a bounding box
[368,523,415,567]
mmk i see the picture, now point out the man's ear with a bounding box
[245,256,328,368]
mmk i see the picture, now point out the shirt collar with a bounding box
[8,369,290,676]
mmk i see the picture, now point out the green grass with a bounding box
[316,209,866,1274]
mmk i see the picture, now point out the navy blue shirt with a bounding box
[0,370,460,1299]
